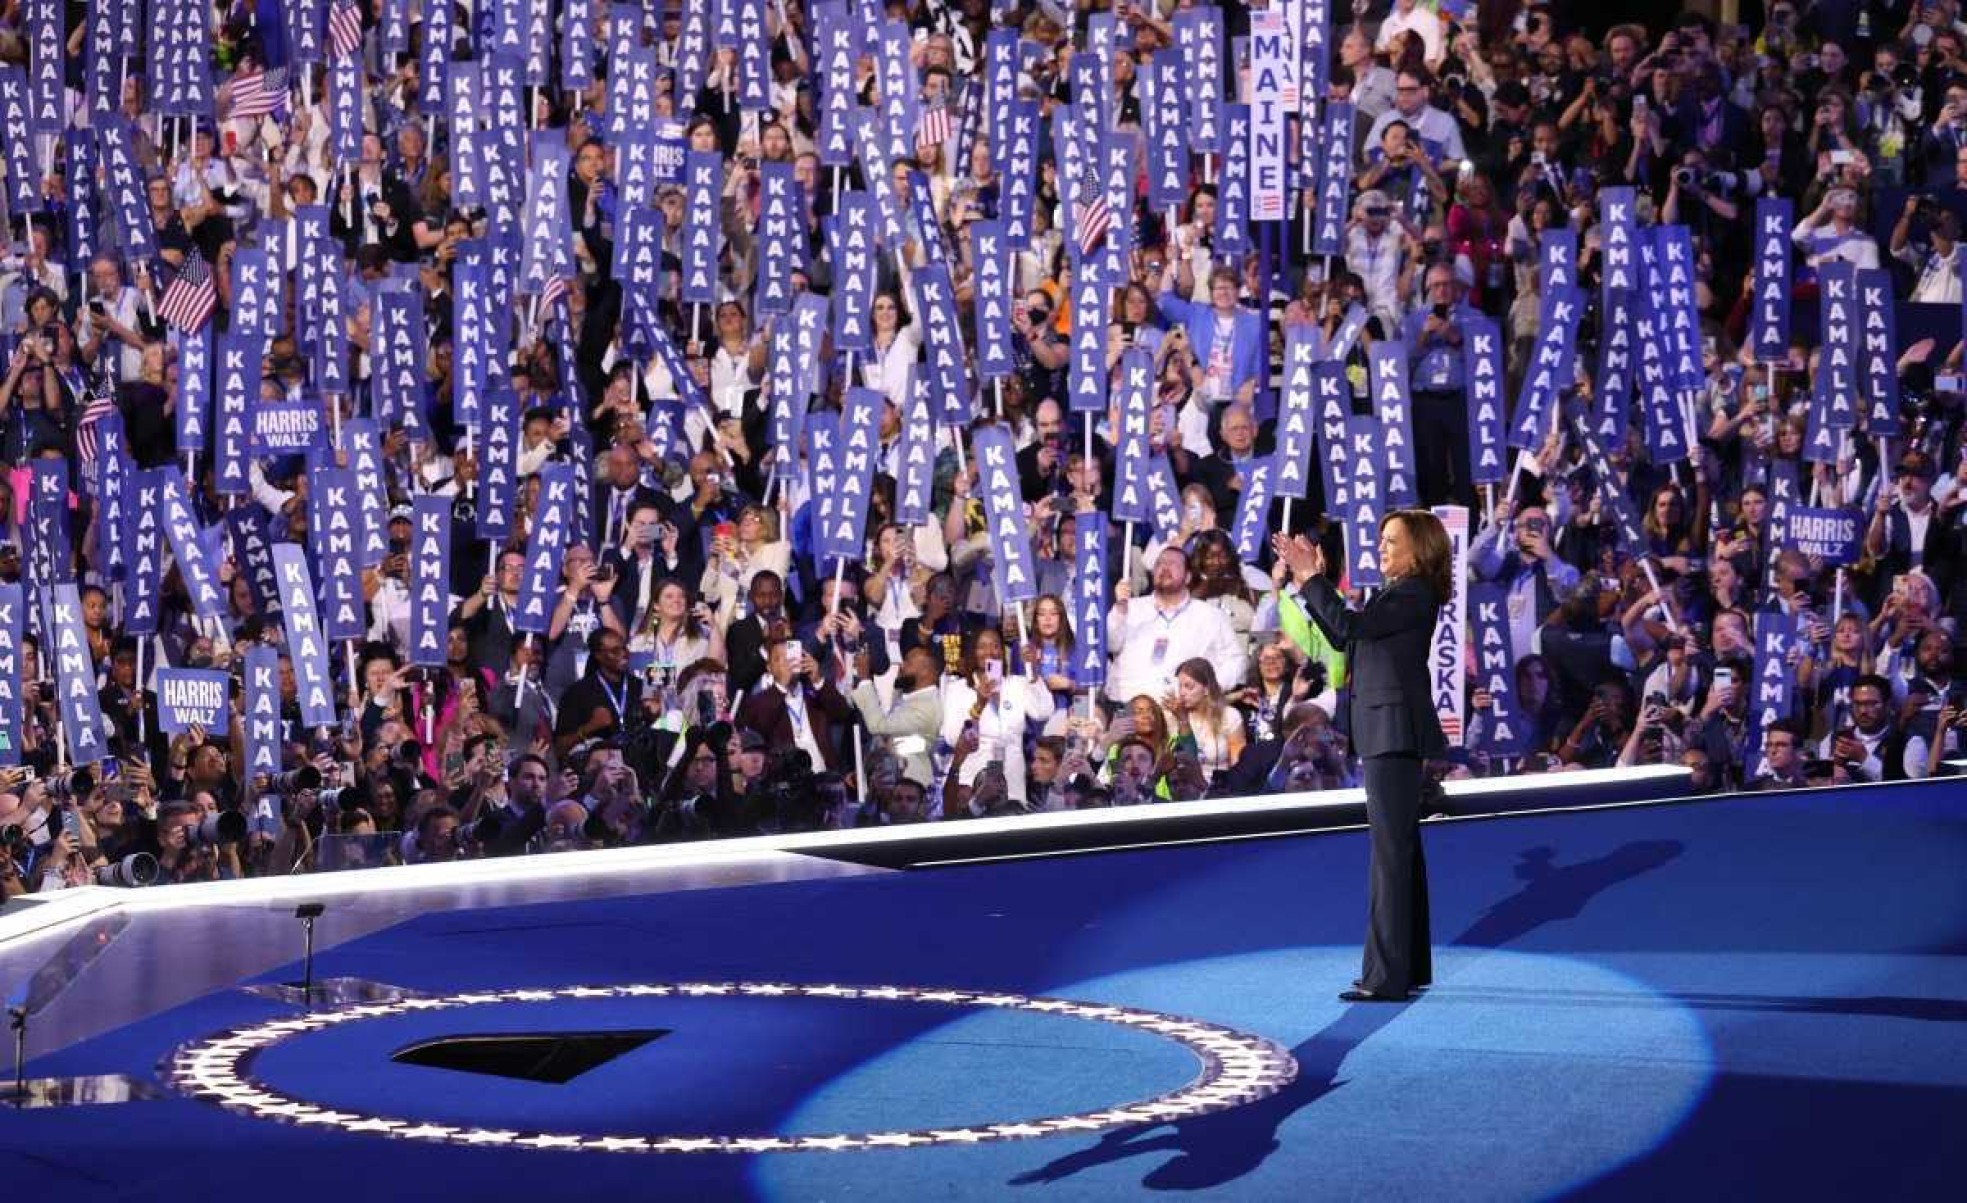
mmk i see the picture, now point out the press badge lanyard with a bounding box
[598,675,629,721]
[1151,600,1189,665]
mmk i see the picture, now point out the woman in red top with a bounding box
[1446,172,1510,310]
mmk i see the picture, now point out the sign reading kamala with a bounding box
[155,669,231,735]
[1780,506,1864,566]
[44,583,112,766]
[0,582,21,766]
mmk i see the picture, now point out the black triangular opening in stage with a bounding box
[390,1030,671,1084]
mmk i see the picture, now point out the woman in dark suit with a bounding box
[1274,511,1452,1003]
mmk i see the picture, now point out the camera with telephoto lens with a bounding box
[749,747,822,832]
[93,852,159,888]
[187,809,248,848]
[45,768,96,802]
[271,765,322,794]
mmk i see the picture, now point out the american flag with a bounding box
[229,64,289,121]
[534,275,570,332]
[328,0,364,59]
[158,251,218,334]
[75,389,117,467]
[1073,159,1110,259]
[916,94,954,149]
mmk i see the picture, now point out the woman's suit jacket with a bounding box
[1296,574,1447,760]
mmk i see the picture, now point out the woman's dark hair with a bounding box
[1383,509,1454,601]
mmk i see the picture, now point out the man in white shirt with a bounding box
[1889,197,1962,304]
[1105,546,1248,704]
[76,255,155,384]
[1340,28,1398,121]
[1791,187,1881,270]
[1344,190,1416,332]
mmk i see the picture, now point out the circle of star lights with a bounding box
[162,982,1297,1153]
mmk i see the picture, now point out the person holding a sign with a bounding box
[1274,511,1452,1004]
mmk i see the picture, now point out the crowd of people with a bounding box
[3,0,1966,898]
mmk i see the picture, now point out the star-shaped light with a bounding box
[458,1129,520,1146]
[160,978,1297,1155]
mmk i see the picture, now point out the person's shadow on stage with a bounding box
[1010,839,1686,1192]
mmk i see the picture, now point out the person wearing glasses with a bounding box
[1363,68,1469,173]
[1472,496,1580,664]
[1821,675,1930,784]
[1344,189,1417,331]
[1399,262,1484,508]
[1751,720,1812,791]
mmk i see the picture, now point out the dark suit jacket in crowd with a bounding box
[734,679,854,773]
[1297,574,1447,761]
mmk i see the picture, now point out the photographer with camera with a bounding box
[651,727,741,841]
[153,800,225,885]
[1890,194,1963,303]
[1663,151,1743,235]
[469,750,549,858]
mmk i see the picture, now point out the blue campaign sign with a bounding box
[1368,342,1417,511]
[159,468,227,621]
[1343,416,1384,588]
[754,162,802,317]
[1469,582,1529,757]
[514,463,577,635]
[273,542,338,727]
[0,582,21,766]
[821,388,884,565]
[1780,506,1865,566]
[1854,267,1901,438]
[680,151,721,305]
[1750,197,1793,363]
[1231,455,1277,565]
[1274,325,1322,501]
[912,262,972,423]
[176,321,212,453]
[476,382,520,541]
[1464,315,1509,486]
[1071,518,1108,688]
[242,643,282,782]
[408,495,453,668]
[155,668,230,736]
[253,398,322,453]
[830,192,878,354]
[45,583,112,764]
[309,467,365,641]
[214,330,262,494]
[895,385,937,528]
[972,219,1015,379]
[973,425,1038,605]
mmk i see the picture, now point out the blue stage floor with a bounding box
[5,783,1965,1201]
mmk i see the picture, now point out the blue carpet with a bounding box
[4,784,1965,1201]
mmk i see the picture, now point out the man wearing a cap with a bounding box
[1866,451,1954,600]
[1345,190,1416,332]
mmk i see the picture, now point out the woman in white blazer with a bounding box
[940,627,1055,809]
